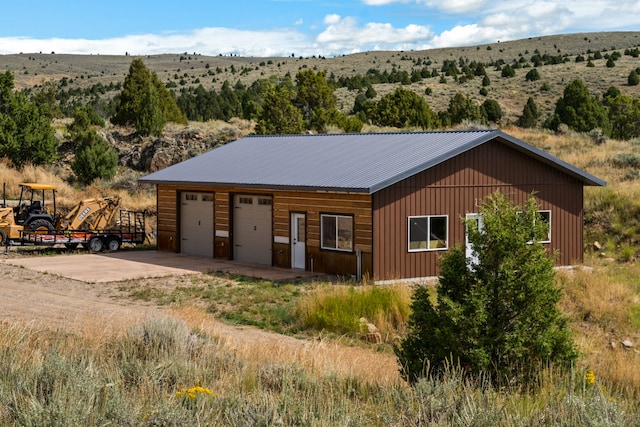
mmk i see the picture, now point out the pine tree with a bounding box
[553,79,611,134]
[255,87,304,135]
[517,97,539,128]
[294,70,336,132]
[71,131,118,184]
[112,59,186,134]
[0,71,58,167]
[136,80,165,137]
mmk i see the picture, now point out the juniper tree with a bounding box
[396,192,577,385]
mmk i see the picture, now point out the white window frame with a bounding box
[535,210,552,243]
[320,214,353,252]
[408,215,449,252]
[518,209,552,244]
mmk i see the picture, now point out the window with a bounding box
[239,197,253,205]
[408,215,448,252]
[518,209,551,243]
[321,214,353,251]
[534,210,551,243]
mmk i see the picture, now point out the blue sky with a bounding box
[0,0,638,57]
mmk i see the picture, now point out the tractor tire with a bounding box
[0,230,6,246]
[106,237,121,252]
[88,237,104,252]
[27,219,55,234]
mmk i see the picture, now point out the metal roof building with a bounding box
[141,130,605,191]
[141,130,604,281]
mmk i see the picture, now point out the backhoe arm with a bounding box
[61,196,121,231]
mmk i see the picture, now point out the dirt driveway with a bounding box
[0,251,401,385]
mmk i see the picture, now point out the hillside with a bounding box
[3,31,640,123]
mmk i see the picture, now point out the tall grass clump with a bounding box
[294,284,411,340]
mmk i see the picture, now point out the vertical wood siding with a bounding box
[373,139,585,281]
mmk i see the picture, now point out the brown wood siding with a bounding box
[157,184,178,252]
[155,185,373,276]
[214,192,230,258]
[373,139,585,281]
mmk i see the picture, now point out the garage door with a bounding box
[180,192,214,257]
[233,195,272,265]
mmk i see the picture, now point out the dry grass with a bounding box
[559,261,640,399]
[168,305,402,387]
[0,159,156,212]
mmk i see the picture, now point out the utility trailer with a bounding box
[18,210,146,252]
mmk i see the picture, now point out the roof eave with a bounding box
[138,179,371,194]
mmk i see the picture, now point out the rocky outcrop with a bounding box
[107,122,251,172]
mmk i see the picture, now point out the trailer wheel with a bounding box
[106,237,121,251]
[88,237,104,252]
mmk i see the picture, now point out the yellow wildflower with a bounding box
[585,370,596,385]
[176,385,215,400]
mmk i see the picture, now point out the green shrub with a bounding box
[71,130,118,184]
[396,193,577,385]
[525,68,541,81]
[610,153,640,169]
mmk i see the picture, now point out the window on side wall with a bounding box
[533,210,551,243]
[518,209,552,243]
[321,214,353,252]
[408,215,448,252]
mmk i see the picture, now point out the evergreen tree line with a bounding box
[3,53,640,184]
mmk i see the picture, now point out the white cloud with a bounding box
[0,28,316,57]
[324,14,342,25]
[419,0,487,13]
[0,1,636,57]
[316,15,433,53]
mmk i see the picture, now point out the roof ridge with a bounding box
[245,129,497,139]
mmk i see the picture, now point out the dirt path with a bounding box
[0,258,401,385]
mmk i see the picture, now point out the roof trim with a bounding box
[138,180,370,193]
[366,130,605,192]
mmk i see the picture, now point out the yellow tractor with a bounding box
[1,183,59,244]
[1,183,121,246]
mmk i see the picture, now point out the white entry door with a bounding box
[181,192,214,257]
[291,213,306,269]
[465,213,483,267]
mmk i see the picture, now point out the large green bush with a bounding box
[71,131,118,184]
[0,71,58,167]
[396,192,577,385]
[551,79,611,134]
[370,87,440,129]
